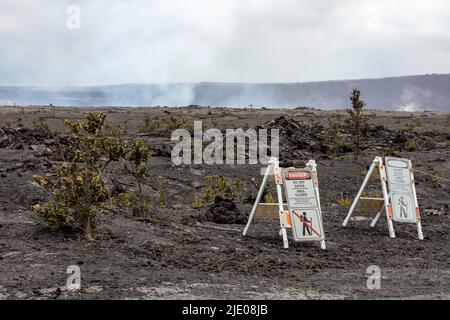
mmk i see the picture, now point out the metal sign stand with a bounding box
[243,157,290,248]
[306,160,326,250]
[342,156,423,240]
[307,160,327,250]
[409,159,424,240]
[243,157,326,249]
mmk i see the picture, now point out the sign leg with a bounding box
[343,158,378,227]
[274,159,290,248]
[417,221,424,240]
[387,220,396,238]
[309,161,326,250]
[370,207,384,227]
[243,163,272,236]
[281,228,289,249]
[409,160,423,241]
[379,158,396,238]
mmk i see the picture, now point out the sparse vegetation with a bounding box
[369,190,382,198]
[139,114,192,135]
[346,89,368,160]
[32,113,126,240]
[117,191,133,208]
[192,175,244,208]
[32,117,51,133]
[321,117,350,157]
[445,114,450,128]
[1,118,24,128]
[404,119,423,133]
[158,187,167,208]
[1,105,449,299]
[264,193,275,203]
[192,196,204,209]
[337,193,351,207]
[405,137,421,151]
[124,139,152,216]
[431,169,440,188]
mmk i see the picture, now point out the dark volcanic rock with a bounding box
[205,196,246,224]
[0,134,11,148]
[258,116,325,161]
[0,127,56,150]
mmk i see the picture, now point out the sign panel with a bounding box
[282,168,324,241]
[385,157,417,223]
[284,170,317,208]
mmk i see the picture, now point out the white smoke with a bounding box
[398,103,418,112]
[399,85,433,111]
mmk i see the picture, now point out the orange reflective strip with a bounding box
[379,165,384,179]
[285,211,291,227]
[416,208,420,220]
[387,204,394,219]
[275,172,282,184]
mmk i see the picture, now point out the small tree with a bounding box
[33,113,125,240]
[124,139,152,216]
[346,89,368,160]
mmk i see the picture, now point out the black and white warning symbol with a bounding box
[283,168,324,241]
[393,194,413,219]
[385,157,418,223]
[291,209,322,240]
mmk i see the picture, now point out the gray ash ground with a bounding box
[0,106,449,299]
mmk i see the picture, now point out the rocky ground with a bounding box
[0,106,449,299]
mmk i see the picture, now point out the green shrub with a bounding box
[264,194,275,203]
[431,170,440,188]
[124,139,152,216]
[33,113,126,240]
[337,193,351,207]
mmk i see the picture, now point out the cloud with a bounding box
[0,0,450,86]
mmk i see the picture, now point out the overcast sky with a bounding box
[1,0,450,86]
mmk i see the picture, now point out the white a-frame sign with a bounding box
[243,157,326,249]
[343,156,423,240]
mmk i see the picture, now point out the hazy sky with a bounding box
[1,0,450,86]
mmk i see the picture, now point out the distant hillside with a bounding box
[1,74,449,110]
